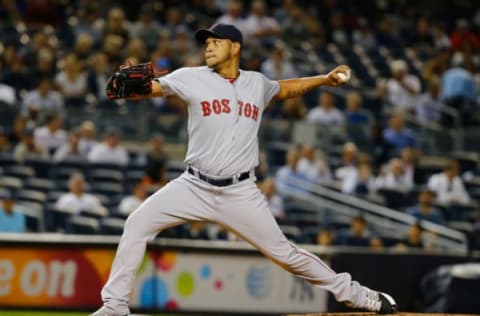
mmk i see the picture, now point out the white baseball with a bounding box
[337,70,351,82]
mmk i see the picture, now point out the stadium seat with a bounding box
[91,182,124,196]
[79,206,109,219]
[17,202,45,232]
[3,165,35,178]
[67,216,100,234]
[100,217,126,235]
[24,177,55,193]
[89,169,124,183]
[25,157,53,179]
[16,189,47,204]
[44,205,76,232]
[0,153,16,168]
[0,176,23,191]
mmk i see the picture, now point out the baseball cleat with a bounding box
[360,287,398,314]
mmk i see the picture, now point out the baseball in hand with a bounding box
[337,70,351,83]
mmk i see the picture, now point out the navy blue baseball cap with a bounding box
[195,24,243,46]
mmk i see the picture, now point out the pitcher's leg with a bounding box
[215,182,390,311]
[101,176,212,315]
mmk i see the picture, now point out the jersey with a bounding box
[158,66,280,176]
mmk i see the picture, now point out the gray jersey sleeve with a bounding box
[260,73,280,105]
[157,68,192,102]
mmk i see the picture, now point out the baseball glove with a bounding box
[106,62,154,99]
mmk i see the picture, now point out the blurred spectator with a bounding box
[336,215,371,247]
[440,52,476,109]
[275,146,305,190]
[342,156,377,195]
[297,144,332,184]
[130,4,162,51]
[164,7,188,40]
[259,177,285,221]
[0,127,11,153]
[0,83,16,105]
[139,134,170,176]
[427,160,470,206]
[352,17,377,51]
[281,96,307,120]
[104,7,130,43]
[30,48,57,81]
[334,142,358,181]
[1,55,33,95]
[73,2,103,44]
[87,52,110,100]
[8,115,28,146]
[216,0,247,35]
[142,161,169,190]
[54,54,88,105]
[13,128,49,163]
[328,11,348,47]
[244,0,281,44]
[88,128,129,166]
[345,91,369,124]
[125,38,148,64]
[369,236,384,251]
[414,77,444,125]
[383,111,417,156]
[0,190,25,233]
[376,158,414,192]
[53,130,85,162]
[406,17,434,57]
[449,19,480,52]
[183,221,210,240]
[316,226,335,246]
[406,188,445,225]
[74,34,94,62]
[255,151,269,181]
[377,59,421,110]
[55,173,103,214]
[400,147,422,185]
[261,42,297,80]
[22,77,64,121]
[34,113,67,154]
[395,222,425,250]
[307,91,345,127]
[281,5,311,48]
[78,120,97,156]
[118,182,148,216]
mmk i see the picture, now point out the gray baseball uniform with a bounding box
[100,66,366,315]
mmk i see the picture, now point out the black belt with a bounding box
[187,166,250,187]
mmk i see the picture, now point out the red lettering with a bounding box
[238,100,244,116]
[244,103,252,118]
[212,99,221,114]
[221,99,231,113]
[201,101,211,116]
[252,105,259,121]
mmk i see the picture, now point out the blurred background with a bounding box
[0,0,480,315]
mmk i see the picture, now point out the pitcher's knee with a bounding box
[123,211,154,240]
[267,244,310,273]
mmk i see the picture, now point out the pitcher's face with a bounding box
[204,38,234,68]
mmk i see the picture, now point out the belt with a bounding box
[187,166,250,187]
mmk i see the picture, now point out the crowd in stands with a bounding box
[0,0,480,250]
